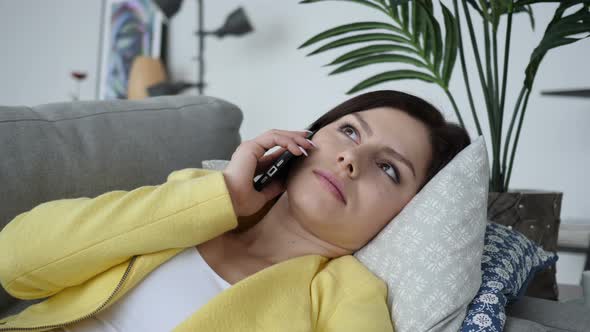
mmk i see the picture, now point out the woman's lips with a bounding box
[313,171,347,205]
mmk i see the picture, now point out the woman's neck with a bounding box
[227,193,351,265]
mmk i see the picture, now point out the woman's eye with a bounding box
[338,122,400,184]
[379,163,400,184]
[340,124,359,141]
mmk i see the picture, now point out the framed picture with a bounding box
[97,0,164,100]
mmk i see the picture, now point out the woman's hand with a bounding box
[223,129,316,217]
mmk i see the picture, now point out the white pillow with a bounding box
[201,159,231,170]
[354,136,489,332]
[202,136,489,332]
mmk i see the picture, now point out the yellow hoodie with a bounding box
[0,168,393,331]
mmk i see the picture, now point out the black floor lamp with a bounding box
[151,0,254,96]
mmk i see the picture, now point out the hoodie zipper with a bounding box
[0,256,137,331]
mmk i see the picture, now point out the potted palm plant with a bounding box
[298,0,590,300]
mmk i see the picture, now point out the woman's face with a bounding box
[285,107,432,252]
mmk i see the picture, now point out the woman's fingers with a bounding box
[223,129,316,217]
[275,130,316,150]
[250,130,314,160]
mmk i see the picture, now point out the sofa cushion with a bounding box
[460,223,558,332]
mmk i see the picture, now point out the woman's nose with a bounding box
[337,150,359,177]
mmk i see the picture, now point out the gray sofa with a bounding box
[0,95,588,331]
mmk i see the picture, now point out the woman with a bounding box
[0,90,470,331]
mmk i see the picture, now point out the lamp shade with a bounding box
[153,0,183,19]
[215,7,254,38]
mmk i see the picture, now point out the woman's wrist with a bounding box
[222,171,242,217]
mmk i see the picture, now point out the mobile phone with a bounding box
[253,130,316,192]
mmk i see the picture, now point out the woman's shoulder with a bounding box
[166,168,219,182]
[319,255,387,294]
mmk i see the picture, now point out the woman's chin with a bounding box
[288,187,345,222]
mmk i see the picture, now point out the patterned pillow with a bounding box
[354,136,489,332]
[459,222,558,332]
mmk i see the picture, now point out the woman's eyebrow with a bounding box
[351,113,416,178]
[351,112,373,137]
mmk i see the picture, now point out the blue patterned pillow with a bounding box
[460,222,558,332]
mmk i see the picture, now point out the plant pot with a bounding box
[488,190,563,300]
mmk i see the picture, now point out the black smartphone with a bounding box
[253,130,316,192]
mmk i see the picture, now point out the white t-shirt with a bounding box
[60,247,231,331]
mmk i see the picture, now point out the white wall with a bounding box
[1,1,589,285]
[0,0,102,104]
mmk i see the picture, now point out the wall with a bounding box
[0,0,102,104]
[1,0,589,285]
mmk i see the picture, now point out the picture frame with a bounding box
[96,0,164,100]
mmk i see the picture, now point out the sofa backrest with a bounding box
[0,95,243,230]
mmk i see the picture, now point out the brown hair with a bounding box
[306,90,471,190]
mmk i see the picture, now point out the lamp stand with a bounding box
[196,0,205,94]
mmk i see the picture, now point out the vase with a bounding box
[488,191,563,300]
[127,56,168,99]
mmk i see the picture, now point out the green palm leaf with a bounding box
[306,33,411,56]
[524,2,590,89]
[514,0,566,6]
[389,1,449,78]
[411,1,424,45]
[441,3,458,85]
[327,44,417,65]
[521,5,535,30]
[387,0,410,5]
[421,8,434,61]
[347,70,438,94]
[465,0,484,16]
[468,0,536,29]
[400,2,409,30]
[329,54,428,74]
[389,0,409,30]
[298,22,404,49]
[391,1,400,20]
[299,0,458,95]
[420,2,443,71]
